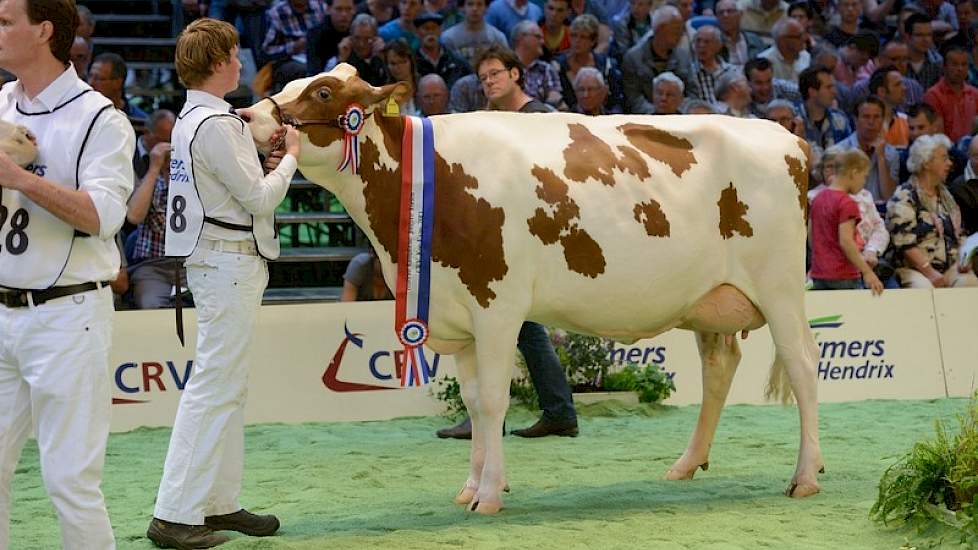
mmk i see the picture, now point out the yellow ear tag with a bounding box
[383,96,400,117]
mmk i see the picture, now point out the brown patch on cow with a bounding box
[561,227,605,277]
[562,124,651,184]
[633,199,670,237]
[358,115,508,308]
[276,75,396,149]
[358,136,401,260]
[786,138,811,221]
[616,145,651,180]
[717,183,753,239]
[275,76,348,148]
[617,123,697,177]
[528,165,606,278]
[431,155,509,307]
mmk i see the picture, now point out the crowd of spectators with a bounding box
[60,0,978,305]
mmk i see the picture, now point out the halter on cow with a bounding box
[247,63,823,514]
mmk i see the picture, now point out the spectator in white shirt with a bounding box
[758,16,810,81]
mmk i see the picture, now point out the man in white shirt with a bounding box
[147,18,301,549]
[0,1,135,549]
[758,17,809,81]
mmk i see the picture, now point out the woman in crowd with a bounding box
[383,39,421,115]
[555,14,624,113]
[886,134,978,288]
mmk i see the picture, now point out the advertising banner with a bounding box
[108,289,974,432]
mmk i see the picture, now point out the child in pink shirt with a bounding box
[809,148,884,294]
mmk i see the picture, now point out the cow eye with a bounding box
[317,87,331,100]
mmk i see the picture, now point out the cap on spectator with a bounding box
[414,11,444,26]
[688,15,719,29]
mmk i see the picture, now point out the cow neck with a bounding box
[355,111,405,264]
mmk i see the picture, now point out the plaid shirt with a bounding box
[132,175,168,261]
[908,49,943,92]
[263,0,327,59]
[523,59,562,105]
[687,60,737,105]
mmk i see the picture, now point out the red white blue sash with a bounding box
[395,116,435,387]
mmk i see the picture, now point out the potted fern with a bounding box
[550,331,675,406]
[871,393,978,545]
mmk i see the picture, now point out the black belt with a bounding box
[0,281,110,308]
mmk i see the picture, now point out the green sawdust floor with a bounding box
[10,399,972,549]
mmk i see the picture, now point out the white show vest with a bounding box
[164,103,279,259]
[0,86,114,289]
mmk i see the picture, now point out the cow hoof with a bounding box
[665,461,709,481]
[455,486,477,505]
[468,499,503,515]
[785,481,820,498]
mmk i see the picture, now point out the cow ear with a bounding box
[368,81,412,107]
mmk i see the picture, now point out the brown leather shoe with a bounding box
[205,508,280,537]
[147,518,229,549]
[436,417,471,439]
[511,417,579,438]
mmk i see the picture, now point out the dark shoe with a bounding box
[435,417,507,439]
[511,417,579,438]
[436,417,472,439]
[147,518,229,549]
[205,508,280,537]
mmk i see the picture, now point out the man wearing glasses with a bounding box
[714,0,766,66]
[436,44,580,440]
[757,17,810,82]
[89,52,148,126]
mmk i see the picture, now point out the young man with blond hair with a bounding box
[147,18,300,549]
[0,0,135,547]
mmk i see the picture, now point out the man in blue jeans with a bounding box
[438,47,579,440]
[436,321,579,438]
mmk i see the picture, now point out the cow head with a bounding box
[0,120,36,167]
[248,63,410,166]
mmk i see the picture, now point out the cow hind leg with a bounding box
[453,343,484,506]
[759,302,823,498]
[666,331,741,481]
[467,318,520,515]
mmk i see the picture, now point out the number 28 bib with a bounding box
[0,87,113,289]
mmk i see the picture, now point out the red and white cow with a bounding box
[247,64,823,513]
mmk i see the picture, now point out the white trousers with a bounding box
[0,286,115,550]
[154,247,267,525]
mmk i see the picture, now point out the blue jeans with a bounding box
[517,322,576,423]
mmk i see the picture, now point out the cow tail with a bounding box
[764,324,818,405]
[764,355,794,404]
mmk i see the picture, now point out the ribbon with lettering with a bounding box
[395,116,435,387]
[336,103,365,174]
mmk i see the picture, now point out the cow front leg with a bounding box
[452,343,483,506]
[468,321,519,515]
[667,332,741,480]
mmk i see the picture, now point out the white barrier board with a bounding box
[933,288,978,397]
[107,290,975,432]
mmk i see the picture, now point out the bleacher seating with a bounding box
[82,0,367,305]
